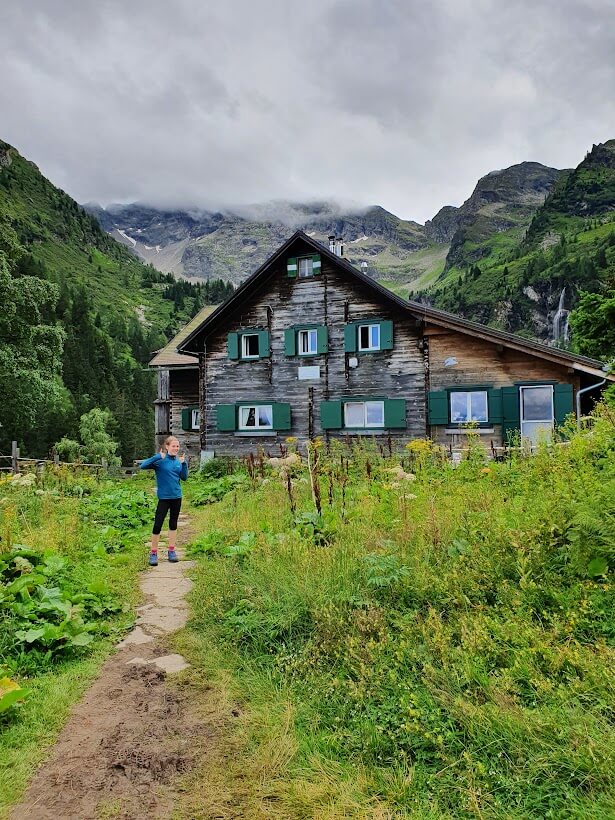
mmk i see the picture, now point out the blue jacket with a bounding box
[140,453,188,499]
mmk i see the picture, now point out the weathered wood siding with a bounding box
[200,241,426,456]
[427,327,580,448]
[157,368,200,455]
[154,368,171,441]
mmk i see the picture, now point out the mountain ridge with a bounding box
[85,159,564,299]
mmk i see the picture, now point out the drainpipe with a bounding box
[576,378,606,429]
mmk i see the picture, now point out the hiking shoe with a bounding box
[168,550,179,563]
[148,551,158,567]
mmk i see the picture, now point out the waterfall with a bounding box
[552,287,570,346]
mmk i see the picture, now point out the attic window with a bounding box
[287,254,321,278]
[298,257,314,278]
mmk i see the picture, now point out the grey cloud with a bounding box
[1,0,613,222]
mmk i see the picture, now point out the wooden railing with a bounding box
[0,441,139,477]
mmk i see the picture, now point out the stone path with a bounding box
[11,521,208,820]
[119,535,194,672]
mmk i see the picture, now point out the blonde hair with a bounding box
[164,436,179,447]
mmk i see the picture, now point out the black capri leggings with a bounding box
[152,498,182,535]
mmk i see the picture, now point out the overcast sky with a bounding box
[1,0,614,223]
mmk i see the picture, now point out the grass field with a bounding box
[175,411,615,818]
[3,409,615,818]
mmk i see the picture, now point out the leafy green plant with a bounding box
[190,474,247,506]
[82,486,152,529]
[198,457,236,479]
[293,511,335,546]
[222,532,257,563]
[1,544,123,662]
[186,529,227,557]
[0,677,29,716]
[363,552,411,588]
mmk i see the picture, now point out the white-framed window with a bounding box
[449,391,488,423]
[298,328,318,355]
[191,409,200,430]
[241,333,260,358]
[238,405,273,430]
[358,324,381,351]
[520,385,554,444]
[298,257,314,278]
[344,400,385,428]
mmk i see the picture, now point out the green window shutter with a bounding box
[487,388,503,424]
[216,404,236,431]
[312,253,322,275]
[287,256,297,278]
[384,398,406,428]
[284,328,296,356]
[316,325,328,354]
[227,332,239,360]
[320,400,343,430]
[181,408,192,431]
[380,320,394,350]
[427,390,448,425]
[501,386,520,441]
[272,402,291,430]
[258,330,270,358]
[554,383,574,426]
[344,324,357,353]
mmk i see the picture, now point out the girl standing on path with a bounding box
[140,435,188,566]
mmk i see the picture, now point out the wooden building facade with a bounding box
[149,232,612,459]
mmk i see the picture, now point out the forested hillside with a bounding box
[0,140,232,461]
[431,140,615,357]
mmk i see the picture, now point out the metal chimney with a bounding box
[328,235,336,253]
[335,236,344,257]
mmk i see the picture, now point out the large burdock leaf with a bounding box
[0,678,29,714]
[587,556,608,577]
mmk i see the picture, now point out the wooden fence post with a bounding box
[12,441,19,474]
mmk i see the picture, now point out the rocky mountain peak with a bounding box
[425,205,460,243]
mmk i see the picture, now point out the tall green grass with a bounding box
[180,411,615,818]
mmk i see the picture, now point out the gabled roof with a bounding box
[177,230,614,381]
[149,304,215,367]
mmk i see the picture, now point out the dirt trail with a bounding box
[11,519,211,820]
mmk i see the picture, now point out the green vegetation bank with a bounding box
[0,139,232,462]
